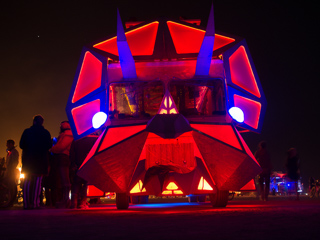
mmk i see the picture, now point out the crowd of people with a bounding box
[2,114,97,209]
[2,114,303,209]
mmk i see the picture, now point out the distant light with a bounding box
[92,112,107,129]
[287,184,290,187]
[228,107,244,123]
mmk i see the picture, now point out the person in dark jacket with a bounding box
[20,115,52,209]
[69,133,98,209]
[286,147,300,200]
[254,141,272,201]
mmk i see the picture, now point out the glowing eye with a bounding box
[92,112,108,129]
[228,107,244,123]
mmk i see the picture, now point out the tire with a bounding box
[116,193,129,209]
[209,190,229,207]
[310,187,316,198]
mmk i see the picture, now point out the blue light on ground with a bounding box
[135,202,199,208]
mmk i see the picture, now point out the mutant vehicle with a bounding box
[66,5,267,209]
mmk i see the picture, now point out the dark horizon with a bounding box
[1,1,319,188]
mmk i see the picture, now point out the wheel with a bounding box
[209,190,229,207]
[116,193,129,209]
[188,195,198,203]
[0,183,17,208]
[309,187,316,198]
[198,195,206,202]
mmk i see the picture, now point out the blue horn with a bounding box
[117,9,137,79]
[195,4,215,76]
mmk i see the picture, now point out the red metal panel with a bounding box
[167,21,235,54]
[79,129,105,169]
[234,95,261,130]
[229,46,261,97]
[191,124,242,150]
[98,125,146,152]
[240,179,256,191]
[78,132,148,192]
[71,99,100,135]
[87,185,105,197]
[93,22,159,56]
[72,52,102,103]
[192,131,261,190]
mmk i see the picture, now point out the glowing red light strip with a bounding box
[93,22,159,48]
[167,21,235,41]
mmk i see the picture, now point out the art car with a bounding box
[66,5,267,209]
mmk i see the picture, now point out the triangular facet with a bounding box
[72,52,102,103]
[98,125,146,152]
[79,129,106,169]
[229,46,261,97]
[158,89,178,114]
[234,95,261,130]
[191,124,242,150]
[71,99,101,135]
[167,21,235,54]
[94,22,159,56]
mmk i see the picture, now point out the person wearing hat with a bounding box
[50,121,74,208]
[20,115,52,209]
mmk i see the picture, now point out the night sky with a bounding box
[1,1,319,187]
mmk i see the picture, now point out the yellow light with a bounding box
[169,108,177,114]
[18,167,25,179]
[166,182,179,190]
[130,180,146,193]
[198,176,204,190]
[168,97,172,108]
[203,179,213,190]
[159,109,167,114]
[162,190,172,195]
[197,176,213,191]
[173,190,183,194]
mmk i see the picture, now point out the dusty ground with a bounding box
[1,195,320,240]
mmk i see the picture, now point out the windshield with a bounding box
[169,79,225,116]
[109,81,164,119]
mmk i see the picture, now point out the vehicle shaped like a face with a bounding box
[66,6,267,209]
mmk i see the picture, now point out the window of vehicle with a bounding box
[109,81,164,119]
[169,79,225,116]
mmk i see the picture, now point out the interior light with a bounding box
[228,107,244,123]
[92,112,108,129]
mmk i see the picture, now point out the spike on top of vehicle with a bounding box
[66,4,267,209]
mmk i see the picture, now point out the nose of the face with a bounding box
[146,113,192,139]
